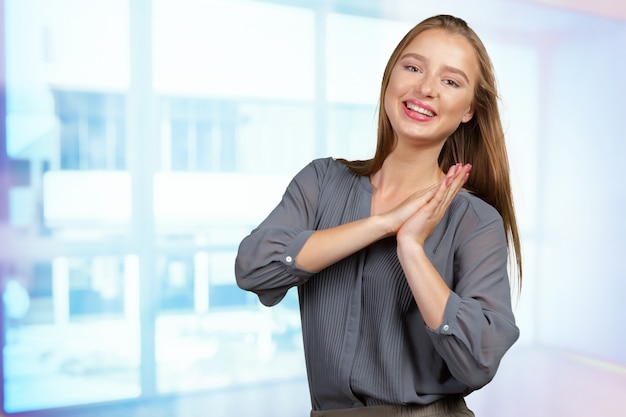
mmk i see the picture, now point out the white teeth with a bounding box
[405,102,435,117]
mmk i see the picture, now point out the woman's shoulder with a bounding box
[454,190,502,224]
[296,157,370,199]
[304,157,356,180]
[289,158,357,191]
[310,157,351,171]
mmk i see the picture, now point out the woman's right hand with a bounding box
[396,163,471,246]
[379,184,440,237]
[381,163,470,237]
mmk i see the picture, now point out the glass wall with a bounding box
[1,0,390,413]
[2,0,626,416]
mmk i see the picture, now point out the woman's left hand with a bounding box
[397,163,472,246]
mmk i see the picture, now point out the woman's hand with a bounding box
[397,163,472,246]
[378,182,440,237]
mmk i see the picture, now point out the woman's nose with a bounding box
[417,75,436,97]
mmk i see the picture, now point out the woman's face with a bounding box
[384,28,478,146]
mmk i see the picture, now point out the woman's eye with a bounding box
[444,79,459,87]
[406,65,420,72]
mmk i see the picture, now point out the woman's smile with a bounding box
[403,99,437,120]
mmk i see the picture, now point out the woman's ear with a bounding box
[461,106,474,123]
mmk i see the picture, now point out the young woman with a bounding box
[235,14,521,417]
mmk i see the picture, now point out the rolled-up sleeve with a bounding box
[428,203,520,389]
[235,160,328,306]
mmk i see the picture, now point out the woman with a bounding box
[235,14,521,417]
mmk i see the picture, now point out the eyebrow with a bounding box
[400,52,470,84]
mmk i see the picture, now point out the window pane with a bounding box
[2,257,141,413]
[153,0,315,100]
[326,14,411,104]
[327,104,378,161]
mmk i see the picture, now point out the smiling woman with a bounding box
[236,14,521,417]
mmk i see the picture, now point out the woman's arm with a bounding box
[235,176,432,304]
[396,164,519,389]
[396,163,471,329]
[235,160,325,305]
[433,216,519,389]
[237,160,470,307]
[400,196,519,389]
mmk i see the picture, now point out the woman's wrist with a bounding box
[372,213,399,239]
[396,235,426,263]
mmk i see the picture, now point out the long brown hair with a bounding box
[340,15,522,290]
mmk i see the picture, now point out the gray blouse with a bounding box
[235,157,519,411]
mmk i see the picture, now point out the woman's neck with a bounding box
[371,149,444,195]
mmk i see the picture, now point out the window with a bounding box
[6,1,622,416]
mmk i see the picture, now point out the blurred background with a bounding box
[1,0,625,416]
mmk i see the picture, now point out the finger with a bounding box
[446,163,470,193]
[412,163,470,221]
[427,164,468,217]
[444,163,459,187]
[430,163,463,201]
[437,164,471,213]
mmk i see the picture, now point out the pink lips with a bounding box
[402,99,437,122]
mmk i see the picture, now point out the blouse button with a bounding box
[442,324,450,332]
[285,256,293,263]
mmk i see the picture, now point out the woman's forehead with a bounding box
[400,29,479,80]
